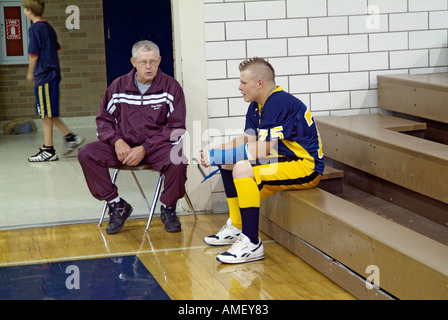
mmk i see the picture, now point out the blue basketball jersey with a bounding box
[28,21,61,86]
[244,86,324,174]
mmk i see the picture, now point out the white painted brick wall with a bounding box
[245,0,286,20]
[389,12,428,31]
[289,74,329,94]
[350,52,389,71]
[247,38,287,57]
[289,37,328,55]
[409,0,448,12]
[390,49,429,69]
[203,0,448,157]
[329,34,368,53]
[409,30,448,49]
[328,0,367,16]
[330,72,369,91]
[310,54,349,73]
[368,0,408,13]
[369,32,408,51]
[431,48,448,66]
[309,16,348,35]
[268,19,308,38]
[348,14,389,34]
[226,21,267,40]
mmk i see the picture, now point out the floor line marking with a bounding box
[0,240,277,267]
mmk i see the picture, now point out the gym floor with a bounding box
[0,124,355,300]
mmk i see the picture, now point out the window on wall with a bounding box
[0,1,31,65]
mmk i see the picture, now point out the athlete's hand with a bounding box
[122,146,146,166]
[199,149,210,167]
[26,72,34,82]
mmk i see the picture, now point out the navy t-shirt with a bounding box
[28,21,61,86]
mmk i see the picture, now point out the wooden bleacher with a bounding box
[347,113,426,132]
[319,165,344,194]
[260,73,448,300]
[260,187,448,300]
[378,72,448,124]
[315,115,448,207]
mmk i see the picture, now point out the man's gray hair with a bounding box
[132,40,160,58]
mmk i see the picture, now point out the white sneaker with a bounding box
[216,233,265,264]
[63,135,84,155]
[28,147,59,162]
[204,218,241,246]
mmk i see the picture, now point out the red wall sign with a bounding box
[4,6,23,57]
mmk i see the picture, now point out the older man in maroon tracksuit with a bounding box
[78,41,187,234]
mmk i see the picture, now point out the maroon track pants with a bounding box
[78,140,187,206]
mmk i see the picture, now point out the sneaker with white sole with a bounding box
[28,146,59,162]
[216,233,265,264]
[63,135,84,155]
[204,218,241,246]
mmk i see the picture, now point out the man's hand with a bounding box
[122,145,146,166]
[114,139,132,162]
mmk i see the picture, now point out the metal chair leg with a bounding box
[184,192,197,220]
[129,171,151,214]
[98,168,197,232]
[145,174,164,232]
[98,169,120,227]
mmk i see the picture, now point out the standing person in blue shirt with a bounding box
[23,0,83,162]
[200,57,324,264]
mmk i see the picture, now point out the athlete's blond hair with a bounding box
[239,57,275,83]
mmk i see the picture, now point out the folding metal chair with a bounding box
[98,164,197,232]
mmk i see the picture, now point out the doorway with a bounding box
[102,0,174,85]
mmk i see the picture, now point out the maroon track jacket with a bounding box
[96,68,186,154]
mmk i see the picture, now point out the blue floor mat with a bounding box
[0,256,170,300]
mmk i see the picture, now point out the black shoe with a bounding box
[106,199,133,234]
[160,205,181,233]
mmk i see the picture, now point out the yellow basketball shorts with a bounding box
[250,156,322,200]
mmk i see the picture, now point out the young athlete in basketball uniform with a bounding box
[200,57,324,264]
[23,0,83,161]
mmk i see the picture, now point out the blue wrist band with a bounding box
[208,144,248,166]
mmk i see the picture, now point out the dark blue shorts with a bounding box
[34,78,59,118]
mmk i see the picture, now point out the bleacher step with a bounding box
[348,113,426,132]
[260,187,448,300]
[378,73,448,124]
[315,115,448,207]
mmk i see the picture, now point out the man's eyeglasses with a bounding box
[136,60,159,67]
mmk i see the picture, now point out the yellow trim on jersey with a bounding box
[282,140,315,163]
[257,86,283,119]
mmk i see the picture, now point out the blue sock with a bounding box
[240,207,259,244]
